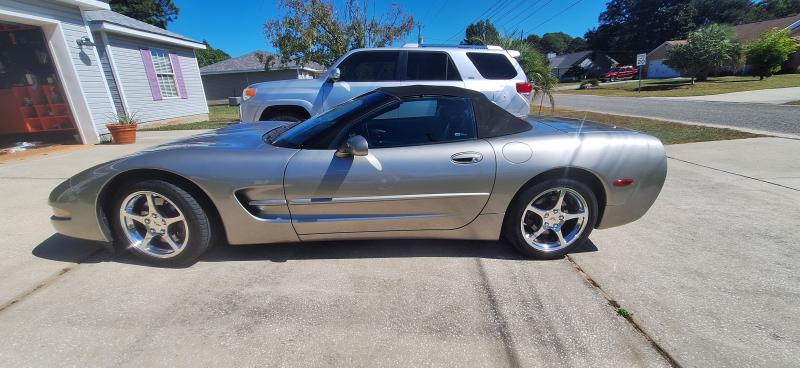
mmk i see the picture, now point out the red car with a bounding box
[601,65,639,82]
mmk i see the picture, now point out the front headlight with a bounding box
[243,87,257,101]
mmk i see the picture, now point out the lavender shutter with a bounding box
[169,52,188,99]
[140,48,162,101]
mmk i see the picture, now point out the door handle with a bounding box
[451,152,483,164]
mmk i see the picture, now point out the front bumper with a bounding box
[49,178,111,243]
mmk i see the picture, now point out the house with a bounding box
[548,50,618,82]
[733,14,800,73]
[200,51,323,101]
[646,14,800,78]
[0,0,208,147]
[645,40,686,79]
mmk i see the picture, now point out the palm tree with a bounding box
[530,70,558,115]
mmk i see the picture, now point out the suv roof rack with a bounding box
[402,43,503,50]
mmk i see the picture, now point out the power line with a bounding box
[498,0,541,30]
[444,0,506,42]
[504,0,555,35]
[529,0,586,32]
[489,0,525,26]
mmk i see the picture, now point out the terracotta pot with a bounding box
[106,124,137,144]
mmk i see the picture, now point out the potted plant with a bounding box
[106,111,139,144]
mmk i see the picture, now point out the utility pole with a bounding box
[418,24,423,45]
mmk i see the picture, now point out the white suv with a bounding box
[239,45,532,122]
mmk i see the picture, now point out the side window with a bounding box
[345,97,476,148]
[338,51,400,82]
[466,52,518,80]
[404,52,462,81]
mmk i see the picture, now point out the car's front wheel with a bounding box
[112,180,215,267]
[504,179,598,259]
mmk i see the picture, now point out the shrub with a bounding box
[746,29,799,80]
[665,24,744,84]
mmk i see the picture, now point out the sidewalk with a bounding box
[653,86,800,104]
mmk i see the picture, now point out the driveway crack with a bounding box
[474,258,521,368]
[0,248,105,314]
[565,255,683,368]
[667,156,799,192]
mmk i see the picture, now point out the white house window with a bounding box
[150,49,179,98]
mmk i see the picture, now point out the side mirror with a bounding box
[335,135,368,158]
[327,68,341,83]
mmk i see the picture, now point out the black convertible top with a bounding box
[375,85,532,138]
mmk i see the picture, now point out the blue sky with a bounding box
[169,0,607,57]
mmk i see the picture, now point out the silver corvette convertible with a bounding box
[50,86,667,266]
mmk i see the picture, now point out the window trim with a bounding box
[149,48,180,98]
[401,51,462,82]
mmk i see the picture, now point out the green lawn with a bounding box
[141,106,240,131]
[544,108,763,145]
[556,74,800,97]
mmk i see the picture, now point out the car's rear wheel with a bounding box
[504,179,598,259]
[112,180,214,267]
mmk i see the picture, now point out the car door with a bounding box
[283,96,496,235]
[401,51,465,88]
[319,50,405,113]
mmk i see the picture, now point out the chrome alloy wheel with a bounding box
[119,191,188,258]
[520,187,589,252]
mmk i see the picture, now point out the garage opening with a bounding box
[0,20,79,154]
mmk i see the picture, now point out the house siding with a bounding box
[92,31,124,114]
[0,0,115,137]
[201,69,300,100]
[105,33,208,123]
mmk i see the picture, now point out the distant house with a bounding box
[548,51,618,82]
[200,51,323,101]
[0,1,208,146]
[646,14,800,79]
[645,40,687,79]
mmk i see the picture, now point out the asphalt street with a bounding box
[554,94,800,138]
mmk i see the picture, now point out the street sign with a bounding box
[636,53,647,66]
[636,53,647,93]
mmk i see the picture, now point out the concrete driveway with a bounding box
[0,131,798,367]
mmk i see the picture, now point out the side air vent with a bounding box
[234,190,290,222]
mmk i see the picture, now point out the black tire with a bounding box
[262,114,303,122]
[503,178,598,260]
[111,180,215,267]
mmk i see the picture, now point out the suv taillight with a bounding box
[516,82,532,94]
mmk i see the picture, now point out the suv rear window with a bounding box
[466,52,518,80]
[404,52,461,81]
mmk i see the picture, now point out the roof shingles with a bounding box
[84,9,200,44]
[200,51,323,74]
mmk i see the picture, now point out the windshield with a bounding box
[270,92,393,149]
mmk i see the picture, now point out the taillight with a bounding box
[613,178,635,187]
[516,82,532,94]
[243,87,257,101]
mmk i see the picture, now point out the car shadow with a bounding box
[32,234,599,268]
